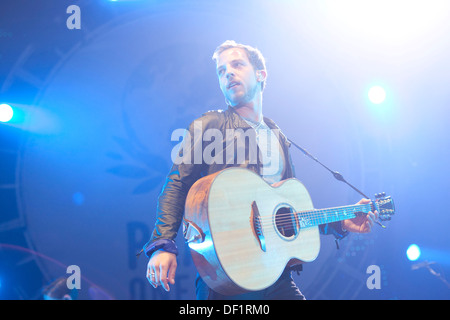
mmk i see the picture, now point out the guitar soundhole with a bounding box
[274,205,299,240]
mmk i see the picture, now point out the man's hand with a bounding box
[342,198,379,233]
[146,250,177,292]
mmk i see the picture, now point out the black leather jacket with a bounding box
[142,106,347,257]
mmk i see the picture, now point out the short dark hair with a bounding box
[212,40,267,91]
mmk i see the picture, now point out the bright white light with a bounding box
[406,244,421,261]
[323,0,450,46]
[368,86,386,104]
[0,104,14,122]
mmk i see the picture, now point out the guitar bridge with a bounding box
[250,201,266,252]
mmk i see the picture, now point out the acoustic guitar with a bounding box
[183,167,395,295]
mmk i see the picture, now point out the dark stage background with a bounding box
[0,0,449,300]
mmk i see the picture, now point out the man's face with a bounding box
[216,48,262,107]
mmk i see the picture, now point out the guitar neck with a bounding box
[299,203,373,227]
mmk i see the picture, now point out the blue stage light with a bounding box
[0,104,14,122]
[407,244,421,261]
[368,86,386,104]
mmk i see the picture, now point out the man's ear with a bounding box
[256,70,267,82]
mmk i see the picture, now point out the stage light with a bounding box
[368,86,386,104]
[407,244,421,261]
[0,104,14,122]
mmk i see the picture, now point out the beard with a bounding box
[225,83,259,108]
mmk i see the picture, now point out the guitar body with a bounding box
[184,167,321,295]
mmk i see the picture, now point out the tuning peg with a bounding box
[375,192,386,199]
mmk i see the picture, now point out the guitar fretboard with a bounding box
[297,203,373,227]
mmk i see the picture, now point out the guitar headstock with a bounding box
[373,192,395,221]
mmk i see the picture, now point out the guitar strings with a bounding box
[256,210,362,229]
[253,206,364,236]
[255,204,372,229]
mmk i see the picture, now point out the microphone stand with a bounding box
[287,138,386,228]
[412,261,450,289]
[426,264,450,289]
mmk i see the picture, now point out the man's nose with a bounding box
[226,70,235,79]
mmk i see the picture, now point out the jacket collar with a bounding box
[225,105,291,147]
[225,105,275,129]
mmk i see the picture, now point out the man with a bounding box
[143,40,378,299]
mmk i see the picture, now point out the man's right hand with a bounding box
[146,250,177,292]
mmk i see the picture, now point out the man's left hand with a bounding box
[342,198,379,233]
